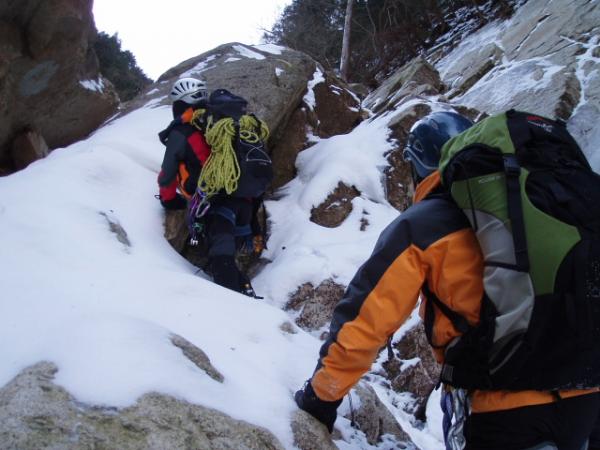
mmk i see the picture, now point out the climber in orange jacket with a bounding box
[294,111,600,449]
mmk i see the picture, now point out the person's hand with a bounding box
[294,380,342,433]
[160,194,187,210]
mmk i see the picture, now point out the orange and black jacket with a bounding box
[310,172,596,413]
[157,109,211,201]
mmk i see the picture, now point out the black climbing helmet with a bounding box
[404,111,474,180]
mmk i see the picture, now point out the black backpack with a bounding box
[433,110,600,391]
[197,89,273,199]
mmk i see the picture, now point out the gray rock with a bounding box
[380,323,441,421]
[100,211,131,248]
[0,0,119,172]
[128,43,316,143]
[346,382,413,447]
[286,280,346,333]
[442,42,504,99]
[364,57,442,115]
[443,0,600,122]
[291,410,338,450]
[568,103,600,170]
[457,63,582,120]
[170,333,224,383]
[501,0,600,62]
[0,362,284,450]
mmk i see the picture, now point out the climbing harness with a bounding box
[187,188,211,246]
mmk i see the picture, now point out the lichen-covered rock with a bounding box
[0,362,283,450]
[291,410,339,450]
[286,280,345,333]
[0,0,119,172]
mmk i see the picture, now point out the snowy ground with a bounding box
[0,97,445,448]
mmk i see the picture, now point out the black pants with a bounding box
[464,393,600,450]
[205,197,252,292]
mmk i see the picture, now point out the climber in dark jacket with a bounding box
[158,80,265,296]
[294,111,600,449]
[157,77,211,210]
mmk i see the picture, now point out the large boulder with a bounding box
[128,43,317,143]
[0,362,285,450]
[0,0,119,173]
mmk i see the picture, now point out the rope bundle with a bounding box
[197,115,269,196]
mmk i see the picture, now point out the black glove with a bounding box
[160,194,187,210]
[294,380,342,433]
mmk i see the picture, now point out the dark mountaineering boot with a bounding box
[239,273,263,299]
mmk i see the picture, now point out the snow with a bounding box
[79,78,105,92]
[303,67,326,112]
[0,98,435,448]
[225,57,241,63]
[180,54,218,78]
[276,67,285,77]
[254,44,285,55]
[233,44,266,60]
[254,113,398,307]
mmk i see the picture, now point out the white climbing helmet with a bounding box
[169,77,207,104]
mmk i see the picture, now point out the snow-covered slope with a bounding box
[2,1,599,449]
[0,101,433,447]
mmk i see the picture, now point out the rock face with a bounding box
[0,362,282,450]
[435,0,600,136]
[0,0,119,173]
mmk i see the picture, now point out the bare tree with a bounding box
[339,0,354,81]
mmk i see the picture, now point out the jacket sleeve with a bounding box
[311,215,427,402]
[158,129,187,188]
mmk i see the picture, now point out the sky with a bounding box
[92,0,293,80]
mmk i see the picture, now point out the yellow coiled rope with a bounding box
[197,114,269,196]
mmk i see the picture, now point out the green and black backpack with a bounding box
[437,109,600,390]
